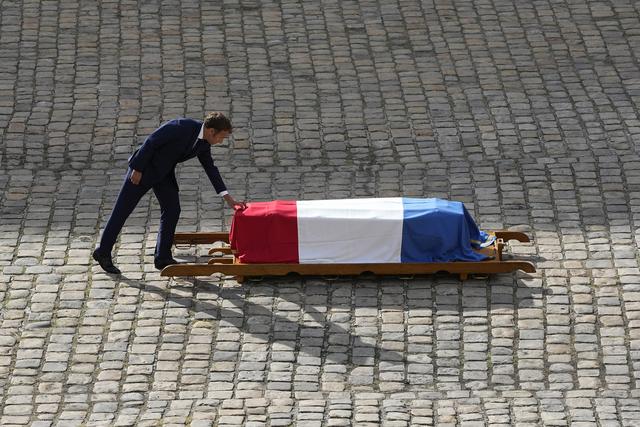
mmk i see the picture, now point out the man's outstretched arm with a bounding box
[198,150,246,210]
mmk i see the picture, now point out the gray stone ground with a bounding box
[1,0,640,425]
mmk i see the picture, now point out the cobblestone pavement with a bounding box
[1,0,640,425]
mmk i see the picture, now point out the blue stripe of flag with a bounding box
[400,198,488,263]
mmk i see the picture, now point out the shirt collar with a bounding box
[198,124,205,140]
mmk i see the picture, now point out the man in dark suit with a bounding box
[93,112,245,274]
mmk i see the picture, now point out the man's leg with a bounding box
[152,173,180,264]
[98,169,150,256]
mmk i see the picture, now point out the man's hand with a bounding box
[223,194,247,210]
[130,169,142,185]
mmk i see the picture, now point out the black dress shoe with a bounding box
[154,258,179,270]
[92,249,121,274]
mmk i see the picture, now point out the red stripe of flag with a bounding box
[230,200,299,263]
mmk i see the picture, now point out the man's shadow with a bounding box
[118,274,402,365]
[118,269,543,367]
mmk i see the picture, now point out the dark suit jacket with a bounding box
[128,118,227,193]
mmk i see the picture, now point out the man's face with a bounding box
[205,128,230,145]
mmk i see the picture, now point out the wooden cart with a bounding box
[161,231,535,282]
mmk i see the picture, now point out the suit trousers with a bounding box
[98,168,180,261]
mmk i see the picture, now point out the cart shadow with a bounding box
[118,274,396,365]
[119,272,543,367]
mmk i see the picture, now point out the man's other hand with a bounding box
[130,169,142,185]
[224,194,247,210]
[233,201,248,211]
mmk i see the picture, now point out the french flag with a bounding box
[230,198,490,264]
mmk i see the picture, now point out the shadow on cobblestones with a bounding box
[118,274,406,365]
[114,272,543,368]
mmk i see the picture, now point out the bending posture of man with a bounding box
[93,112,245,274]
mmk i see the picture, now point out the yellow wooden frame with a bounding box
[163,231,535,282]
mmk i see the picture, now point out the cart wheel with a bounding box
[358,271,376,280]
[459,273,468,281]
[285,272,302,281]
[471,273,489,280]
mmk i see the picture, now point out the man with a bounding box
[93,112,245,274]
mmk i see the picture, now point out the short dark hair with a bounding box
[204,112,232,133]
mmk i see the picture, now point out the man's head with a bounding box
[203,112,232,145]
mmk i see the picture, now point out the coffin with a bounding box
[229,198,493,264]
